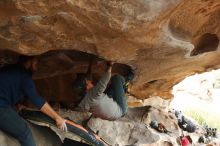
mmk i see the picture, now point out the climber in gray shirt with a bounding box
[73,61,129,120]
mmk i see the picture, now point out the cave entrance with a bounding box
[190,33,219,56]
[0,50,132,108]
[170,69,220,131]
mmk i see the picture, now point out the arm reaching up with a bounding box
[86,61,113,97]
[40,102,67,132]
[106,61,113,73]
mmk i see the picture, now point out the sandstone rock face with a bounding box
[0,0,220,99]
[87,106,180,145]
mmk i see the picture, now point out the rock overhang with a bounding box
[0,0,220,100]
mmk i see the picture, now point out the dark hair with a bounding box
[18,55,35,64]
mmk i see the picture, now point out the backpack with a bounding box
[150,120,158,129]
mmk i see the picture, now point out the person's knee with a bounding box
[112,75,125,82]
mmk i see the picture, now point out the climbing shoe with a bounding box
[125,68,135,83]
[124,68,135,94]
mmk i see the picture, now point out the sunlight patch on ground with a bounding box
[170,69,220,129]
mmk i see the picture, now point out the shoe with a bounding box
[123,82,131,94]
[125,68,135,83]
[124,68,135,94]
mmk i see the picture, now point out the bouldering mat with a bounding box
[20,109,109,146]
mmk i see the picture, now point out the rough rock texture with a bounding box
[0,106,181,146]
[0,0,220,100]
[0,123,62,146]
[1,106,219,146]
[87,106,180,145]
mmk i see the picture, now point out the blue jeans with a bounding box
[0,107,36,146]
[105,75,127,114]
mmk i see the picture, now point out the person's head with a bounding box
[73,73,94,97]
[175,110,182,118]
[18,55,38,73]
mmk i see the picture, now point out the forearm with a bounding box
[106,61,112,73]
[107,66,112,74]
[87,67,111,97]
[40,102,67,131]
[40,102,62,121]
[86,61,112,97]
[96,62,112,91]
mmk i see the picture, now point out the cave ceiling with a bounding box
[0,0,220,99]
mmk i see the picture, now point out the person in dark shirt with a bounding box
[0,55,67,146]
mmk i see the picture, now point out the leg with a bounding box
[105,75,127,114]
[0,107,36,146]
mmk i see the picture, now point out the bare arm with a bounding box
[40,102,67,131]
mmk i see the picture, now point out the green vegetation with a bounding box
[184,108,220,131]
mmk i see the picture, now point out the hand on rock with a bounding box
[106,61,114,67]
[56,117,68,132]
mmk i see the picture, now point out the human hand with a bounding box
[106,61,114,67]
[16,104,27,111]
[106,61,114,73]
[56,117,68,132]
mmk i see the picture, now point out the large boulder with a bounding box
[0,0,220,100]
[87,106,180,145]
